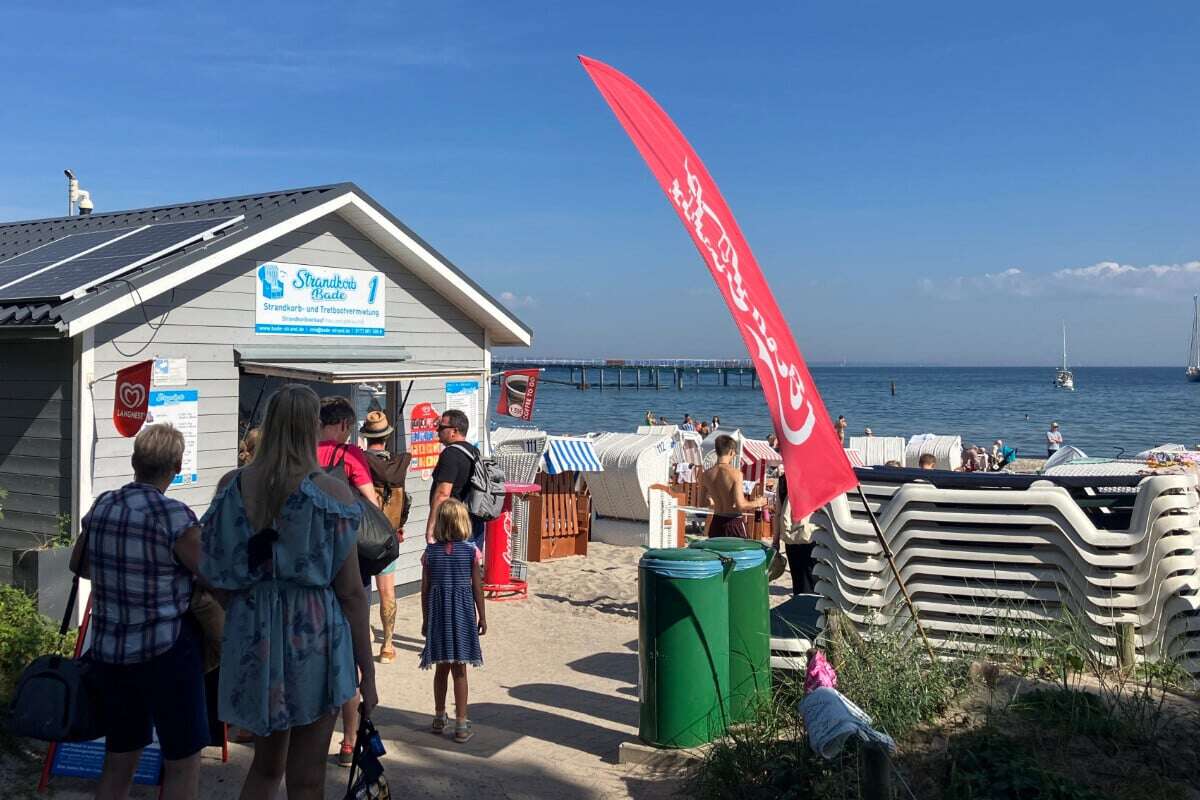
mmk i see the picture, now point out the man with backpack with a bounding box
[426,409,505,549]
[359,409,411,665]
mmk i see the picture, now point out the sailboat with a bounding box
[1187,296,1200,382]
[1055,322,1075,391]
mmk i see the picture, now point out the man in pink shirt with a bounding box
[316,395,378,767]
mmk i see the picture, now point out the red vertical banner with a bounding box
[409,402,442,478]
[579,55,857,520]
[495,369,540,421]
[112,360,152,438]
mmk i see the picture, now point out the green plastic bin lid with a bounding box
[640,548,726,579]
[689,537,768,570]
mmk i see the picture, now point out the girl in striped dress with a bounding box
[420,498,486,743]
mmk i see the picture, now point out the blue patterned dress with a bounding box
[420,541,483,668]
[199,476,361,736]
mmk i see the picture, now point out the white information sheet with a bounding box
[445,380,481,446]
[146,389,199,485]
[151,358,188,387]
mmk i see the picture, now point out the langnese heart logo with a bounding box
[119,381,146,410]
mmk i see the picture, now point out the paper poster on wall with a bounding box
[410,402,441,479]
[151,358,187,387]
[445,380,481,446]
[146,390,199,485]
[255,262,385,337]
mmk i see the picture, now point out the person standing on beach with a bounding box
[681,414,695,431]
[426,409,484,548]
[645,410,655,426]
[316,396,378,766]
[700,434,766,537]
[360,410,411,665]
[420,498,486,744]
[1046,422,1063,458]
[711,415,720,431]
[834,415,847,444]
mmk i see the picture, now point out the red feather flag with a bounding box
[579,55,858,521]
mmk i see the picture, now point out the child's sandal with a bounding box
[453,719,473,743]
[431,713,447,734]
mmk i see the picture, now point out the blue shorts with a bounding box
[469,516,486,552]
[93,619,209,760]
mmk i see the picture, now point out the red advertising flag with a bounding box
[409,402,442,478]
[113,360,153,438]
[495,369,540,421]
[579,56,857,521]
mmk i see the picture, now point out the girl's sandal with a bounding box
[431,713,447,734]
[453,719,474,743]
[378,647,396,664]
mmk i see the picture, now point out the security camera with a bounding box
[77,191,93,215]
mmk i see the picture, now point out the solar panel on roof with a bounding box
[0,226,144,292]
[0,216,242,301]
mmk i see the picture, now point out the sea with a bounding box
[488,367,1199,458]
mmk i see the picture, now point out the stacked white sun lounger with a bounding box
[810,470,1200,678]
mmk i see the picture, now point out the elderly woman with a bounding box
[70,423,208,800]
[201,384,377,799]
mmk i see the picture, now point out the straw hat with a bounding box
[359,409,394,439]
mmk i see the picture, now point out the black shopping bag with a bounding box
[344,713,389,800]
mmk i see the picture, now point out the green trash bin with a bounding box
[689,537,771,723]
[638,548,731,748]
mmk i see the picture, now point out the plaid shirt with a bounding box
[84,483,199,664]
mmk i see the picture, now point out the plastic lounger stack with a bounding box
[810,469,1200,678]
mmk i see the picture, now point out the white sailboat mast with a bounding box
[1062,322,1068,371]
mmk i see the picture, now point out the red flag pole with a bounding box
[855,485,936,662]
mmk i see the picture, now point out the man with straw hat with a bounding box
[360,409,412,664]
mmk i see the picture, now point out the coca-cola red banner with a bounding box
[495,369,539,421]
[113,360,152,438]
[579,56,857,521]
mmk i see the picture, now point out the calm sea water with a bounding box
[488,367,1200,458]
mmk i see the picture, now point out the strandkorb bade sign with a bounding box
[255,262,385,336]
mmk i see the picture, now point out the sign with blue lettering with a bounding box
[255,262,386,336]
[51,738,162,786]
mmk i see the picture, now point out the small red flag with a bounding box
[579,55,858,521]
[113,360,152,438]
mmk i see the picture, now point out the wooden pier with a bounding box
[491,358,757,390]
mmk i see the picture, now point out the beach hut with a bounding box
[847,435,906,467]
[586,432,674,521]
[0,183,532,619]
[905,433,963,471]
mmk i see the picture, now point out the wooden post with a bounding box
[1116,622,1135,670]
[722,369,728,387]
[654,369,660,390]
[635,369,640,390]
[859,741,893,800]
[618,368,623,390]
[581,367,588,389]
[599,368,605,390]
[751,371,757,389]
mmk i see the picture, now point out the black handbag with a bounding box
[324,447,401,576]
[7,574,104,742]
[344,713,390,799]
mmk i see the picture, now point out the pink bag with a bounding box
[804,649,838,693]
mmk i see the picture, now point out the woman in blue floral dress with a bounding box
[201,384,377,799]
[421,498,487,743]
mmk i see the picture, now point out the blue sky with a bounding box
[2,2,1199,365]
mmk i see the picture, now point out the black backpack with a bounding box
[7,575,105,742]
[324,446,402,576]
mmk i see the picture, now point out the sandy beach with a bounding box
[7,543,691,800]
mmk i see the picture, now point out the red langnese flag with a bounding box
[113,360,152,438]
[579,56,857,521]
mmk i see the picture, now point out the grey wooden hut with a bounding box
[0,183,531,616]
